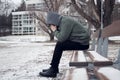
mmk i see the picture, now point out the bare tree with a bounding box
[15,0,26,11]
[32,11,54,40]
[0,0,12,16]
[29,0,65,41]
[71,0,115,30]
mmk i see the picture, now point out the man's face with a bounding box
[49,24,57,32]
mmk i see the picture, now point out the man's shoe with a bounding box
[39,67,58,77]
[42,68,49,72]
[42,67,59,73]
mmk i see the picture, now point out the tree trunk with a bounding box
[48,32,54,41]
[103,0,115,27]
[71,0,100,29]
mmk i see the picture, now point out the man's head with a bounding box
[47,12,61,27]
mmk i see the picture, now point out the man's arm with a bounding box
[54,21,73,42]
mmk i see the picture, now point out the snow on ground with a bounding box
[0,35,72,80]
[0,35,49,43]
[0,35,120,80]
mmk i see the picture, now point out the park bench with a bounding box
[63,20,120,80]
[69,51,88,67]
[69,51,113,67]
[66,50,116,80]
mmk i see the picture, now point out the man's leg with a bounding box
[50,41,89,68]
[39,41,64,77]
[50,41,64,69]
[40,41,89,77]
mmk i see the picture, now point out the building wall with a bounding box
[25,0,48,11]
[12,0,48,35]
[12,11,37,35]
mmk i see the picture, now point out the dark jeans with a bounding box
[50,40,89,68]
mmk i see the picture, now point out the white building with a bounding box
[12,11,37,35]
[25,0,47,11]
[12,0,47,35]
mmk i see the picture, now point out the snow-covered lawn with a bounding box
[0,35,120,80]
[0,35,72,80]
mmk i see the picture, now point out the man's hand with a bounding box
[50,25,57,32]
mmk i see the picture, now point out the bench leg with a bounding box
[113,48,120,70]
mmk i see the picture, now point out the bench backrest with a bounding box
[93,20,120,38]
[91,20,120,57]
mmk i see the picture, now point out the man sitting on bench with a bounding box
[39,12,90,77]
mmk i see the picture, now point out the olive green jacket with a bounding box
[54,16,90,45]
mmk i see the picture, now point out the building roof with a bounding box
[12,11,30,15]
[25,0,44,4]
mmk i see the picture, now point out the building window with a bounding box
[19,21,22,26]
[23,20,28,25]
[23,27,29,33]
[29,20,33,24]
[23,14,29,19]
[13,21,18,26]
[12,11,37,35]
[18,15,22,19]
[13,15,18,20]
[19,27,22,30]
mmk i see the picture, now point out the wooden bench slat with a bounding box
[63,68,89,80]
[94,67,120,80]
[87,51,113,66]
[69,51,88,67]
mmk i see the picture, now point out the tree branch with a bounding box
[49,0,54,11]
[38,21,50,33]
[103,0,115,27]
[71,0,100,29]
[90,0,100,22]
[28,11,50,34]
[96,0,101,19]
[44,0,51,11]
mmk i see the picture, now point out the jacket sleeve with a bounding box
[54,21,73,42]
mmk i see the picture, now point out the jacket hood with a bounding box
[47,12,62,26]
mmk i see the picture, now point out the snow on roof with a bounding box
[25,0,44,4]
[12,11,30,15]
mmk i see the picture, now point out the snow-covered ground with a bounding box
[0,35,72,80]
[0,35,120,80]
